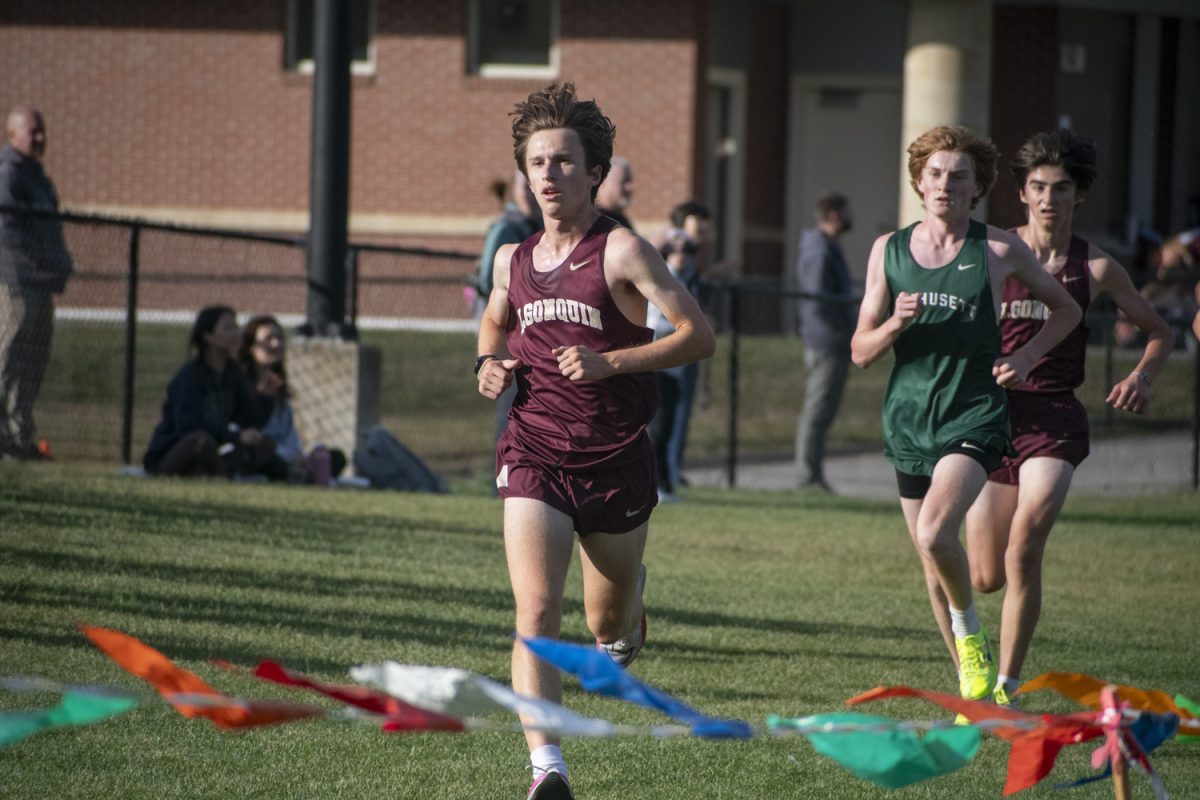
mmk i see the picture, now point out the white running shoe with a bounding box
[596,564,647,667]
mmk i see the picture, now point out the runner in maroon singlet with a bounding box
[476,84,714,800]
[964,130,1173,706]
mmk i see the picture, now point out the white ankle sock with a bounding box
[948,602,980,638]
[530,745,568,780]
[996,674,1018,693]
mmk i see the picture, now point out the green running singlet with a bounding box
[881,220,1010,475]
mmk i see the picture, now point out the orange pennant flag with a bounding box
[1019,672,1199,723]
[81,625,323,729]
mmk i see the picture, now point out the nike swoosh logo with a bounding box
[1062,275,1084,283]
[960,442,984,453]
[569,259,592,271]
[625,506,645,517]
[957,263,978,271]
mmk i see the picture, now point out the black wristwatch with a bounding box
[474,354,497,375]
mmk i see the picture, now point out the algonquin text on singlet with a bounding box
[517,297,605,334]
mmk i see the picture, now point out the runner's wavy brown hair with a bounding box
[511,83,615,201]
[907,125,999,209]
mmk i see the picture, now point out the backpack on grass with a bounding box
[353,425,446,493]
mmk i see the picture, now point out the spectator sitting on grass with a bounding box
[240,314,345,484]
[142,305,286,480]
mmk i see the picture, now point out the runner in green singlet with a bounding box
[851,125,1081,708]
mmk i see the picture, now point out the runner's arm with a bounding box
[476,244,521,399]
[1091,247,1174,413]
[851,233,916,368]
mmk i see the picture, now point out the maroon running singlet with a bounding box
[990,235,1093,484]
[496,216,658,533]
[998,235,1091,393]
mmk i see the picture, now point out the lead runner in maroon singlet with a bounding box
[476,84,714,800]
[962,130,1173,706]
[496,215,660,533]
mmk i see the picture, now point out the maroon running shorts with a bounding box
[989,391,1090,486]
[495,433,657,535]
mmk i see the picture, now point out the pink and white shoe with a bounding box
[527,770,574,800]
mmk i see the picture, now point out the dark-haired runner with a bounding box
[964,129,1173,706]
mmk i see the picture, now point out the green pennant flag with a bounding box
[770,712,981,789]
[0,690,137,747]
[1175,694,1199,744]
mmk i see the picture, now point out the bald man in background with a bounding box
[0,107,73,460]
[596,155,635,231]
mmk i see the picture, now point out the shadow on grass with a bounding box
[4,485,502,553]
[641,636,943,667]
[1057,507,1199,530]
[0,622,409,678]
[673,491,897,516]
[4,543,513,618]
[8,581,512,651]
[649,602,930,642]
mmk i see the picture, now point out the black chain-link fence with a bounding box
[693,282,1199,490]
[5,206,1199,490]
[2,207,479,469]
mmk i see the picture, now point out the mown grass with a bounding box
[1,465,1197,799]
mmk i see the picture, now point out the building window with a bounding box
[286,0,376,75]
[469,0,559,78]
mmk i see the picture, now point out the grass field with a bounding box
[2,465,1197,799]
[36,320,1199,475]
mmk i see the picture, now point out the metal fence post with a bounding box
[726,283,740,489]
[120,223,140,465]
[344,245,359,340]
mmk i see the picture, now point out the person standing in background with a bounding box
[793,193,856,492]
[0,106,73,461]
[474,171,544,447]
[595,155,635,231]
[473,170,543,320]
[649,200,711,501]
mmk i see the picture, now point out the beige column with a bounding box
[288,338,381,474]
[899,0,993,226]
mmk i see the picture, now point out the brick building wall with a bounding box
[0,0,704,247]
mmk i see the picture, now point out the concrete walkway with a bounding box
[685,432,1195,500]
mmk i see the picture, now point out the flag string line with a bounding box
[4,674,1192,738]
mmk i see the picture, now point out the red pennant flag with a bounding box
[249,661,465,732]
[81,625,323,729]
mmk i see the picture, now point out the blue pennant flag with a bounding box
[521,637,753,739]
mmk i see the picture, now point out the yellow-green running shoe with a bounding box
[955,630,998,701]
[992,683,1018,709]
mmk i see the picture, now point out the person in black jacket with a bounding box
[143,305,284,479]
[0,107,74,460]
